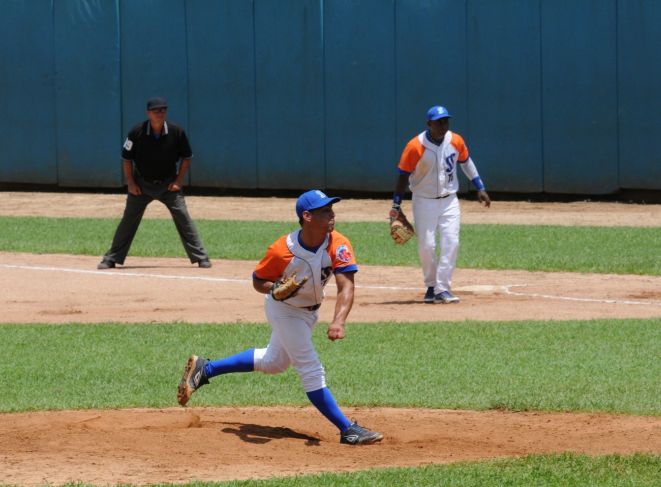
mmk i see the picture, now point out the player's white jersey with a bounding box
[398,130,469,198]
[254,229,357,308]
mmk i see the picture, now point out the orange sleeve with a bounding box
[451,133,470,162]
[328,231,357,272]
[398,137,425,173]
[254,236,291,281]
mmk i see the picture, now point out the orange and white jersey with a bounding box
[254,229,357,308]
[398,130,469,198]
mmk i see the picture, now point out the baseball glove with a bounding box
[389,209,415,245]
[271,272,308,301]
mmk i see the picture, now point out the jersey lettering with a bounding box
[401,131,470,198]
[321,266,332,286]
[445,154,456,182]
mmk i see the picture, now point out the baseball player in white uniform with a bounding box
[391,105,491,304]
[177,190,383,445]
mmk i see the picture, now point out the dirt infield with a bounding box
[2,407,659,485]
[2,252,660,324]
[1,193,659,485]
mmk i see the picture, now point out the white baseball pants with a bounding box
[412,193,461,293]
[253,296,326,393]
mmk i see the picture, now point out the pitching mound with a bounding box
[2,406,659,485]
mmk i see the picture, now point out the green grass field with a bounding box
[2,213,659,485]
[3,319,659,414]
[45,453,661,486]
[0,216,659,274]
[95,454,656,487]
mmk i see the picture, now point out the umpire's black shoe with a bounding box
[97,259,115,270]
[340,422,383,445]
[423,287,435,304]
[198,259,212,268]
[177,355,210,406]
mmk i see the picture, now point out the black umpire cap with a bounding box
[146,97,168,110]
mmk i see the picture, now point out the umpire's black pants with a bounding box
[102,178,209,265]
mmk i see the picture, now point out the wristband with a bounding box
[390,200,401,220]
[471,176,485,191]
[393,192,403,206]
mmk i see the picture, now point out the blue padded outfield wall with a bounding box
[1,0,660,194]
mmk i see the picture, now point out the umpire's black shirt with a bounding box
[122,121,193,180]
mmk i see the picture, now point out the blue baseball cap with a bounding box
[296,190,341,218]
[427,105,451,121]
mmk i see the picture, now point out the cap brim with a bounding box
[303,196,341,211]
[429,114,451,121]
[308,196,341,212]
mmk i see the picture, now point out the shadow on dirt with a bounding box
[222,423,321,446]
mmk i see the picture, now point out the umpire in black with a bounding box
[98,97,211,269]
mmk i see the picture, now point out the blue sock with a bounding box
[204,349,255,378]
[306,387,352,432]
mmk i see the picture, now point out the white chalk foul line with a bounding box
[0,263,421,290]
[2,264,660,306]
[0,264,248,284]
[503,284,661,307]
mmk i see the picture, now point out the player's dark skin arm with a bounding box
[390,172,409,218]
[476,189,491,207]
[252,276,274,294]
[393,172,408,197]
[457,162,492,207]
[328,271,354,341]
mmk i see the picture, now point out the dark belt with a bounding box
[303,304,321,311]
[135,172,174,185]
[141,178,168,185]
[435,194,451,199]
